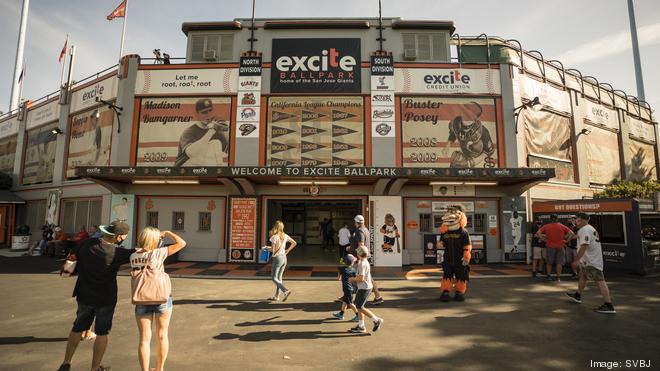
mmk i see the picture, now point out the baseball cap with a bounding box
[354,215,365,223]
[99,220,130,236]
[342,254,356,266]
[575,212,590,221]
[195,98,213,113]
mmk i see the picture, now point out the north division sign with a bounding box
[271,38,361,93]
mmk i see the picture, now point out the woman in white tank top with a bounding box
[264,220,297,301]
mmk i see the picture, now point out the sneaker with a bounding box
[350,315,359,322]
[439,291,451,302]
[556,277,561,283]
[371,297,384,305]
[57,364,71,371]
[372,318,384,332]
[95,366,112,371]
[565,292,582,303]
[334,296,344,303]
[332,312,344,320]
[282,291,292,302]
[453,293,465,302]
[349,326,367,333]
[267,296,279,301]
[594,303,616,314]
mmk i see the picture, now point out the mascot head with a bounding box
[442,205,466,231]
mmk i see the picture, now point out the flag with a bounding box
[58,39,67,62]
[107,0,127,21]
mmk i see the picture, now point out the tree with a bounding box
[594,179,660,199]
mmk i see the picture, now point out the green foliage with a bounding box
[0,172,12,190]
[594,180,660,199]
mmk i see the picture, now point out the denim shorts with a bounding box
[135,297,173,315]
[72,301,116,336]
[354,289,372,309]
[342,288,354,305]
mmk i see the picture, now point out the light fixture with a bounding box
[429,181,497,186]
[95,97,123,133]
[278,180,349,186]
[132,179,199,185]
[577,128,592,138]
[513,96,542,134]
[51,128,63,135]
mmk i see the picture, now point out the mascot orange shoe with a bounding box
[438,206,472,302]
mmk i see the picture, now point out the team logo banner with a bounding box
[370,55,395,138]
[401,97,498,168]
[137,97,231,167]
[236,56,262,139]
[266,96,364,167]
[23,123,58,185]
[0,136,17,175]
[396,68,501,95]
[66,106,114,178]
[271,38,361,93]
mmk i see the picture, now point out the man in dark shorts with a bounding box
[57,221,134,371]
[332,254,359,322]
[174,98,229,167]
[348,215,384,305]
[536,214,574,282]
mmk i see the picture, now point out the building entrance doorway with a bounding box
[266,199,363,266]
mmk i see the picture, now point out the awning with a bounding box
[0,190,25,204]
[76,166,554,188]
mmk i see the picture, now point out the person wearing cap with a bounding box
[535,214,575,282]
[566,213,616,314]
[173,98,229,167]
[58,220,134,371]
[348,215,384,305]
[332,254,359,322]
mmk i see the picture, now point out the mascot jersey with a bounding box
[440,229,471,266]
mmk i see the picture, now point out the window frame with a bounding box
[187,33,234,63]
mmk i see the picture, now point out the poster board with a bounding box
[369,196,403,267]
[110,194,136,249]
[228,197,258,262]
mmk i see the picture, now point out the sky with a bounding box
[1,0,659,115]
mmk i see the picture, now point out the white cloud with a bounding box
[552,22,660,66]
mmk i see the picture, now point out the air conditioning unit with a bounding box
[203,50,217,61]
[403,49,417,61]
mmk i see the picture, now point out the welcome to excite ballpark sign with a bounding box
[271,38,361,93]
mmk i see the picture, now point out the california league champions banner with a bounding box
[271,38,361,93]
[137,97,232,167]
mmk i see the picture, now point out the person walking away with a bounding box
[349,247,384,333]
[337,223,351,261]
[349,215,384,305]
[130,228,187,371]
[332,254,359,322]
[566,213,615,314]
[564,216,580,278]
[325,218,336,251]
[531,219,546,277]
[57,221,133,371]
[535,214,574,282]
[264,221,297,301]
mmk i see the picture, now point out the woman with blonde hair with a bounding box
[129,227,186,371]
[264,220,297,301]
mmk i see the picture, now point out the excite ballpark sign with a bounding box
[271,38,361,93]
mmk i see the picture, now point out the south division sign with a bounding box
[271,38,361,93]
[77,166,554,179]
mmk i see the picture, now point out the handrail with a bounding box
[583,76,600,103]
[566,68,584,95]
[527,50,546,82]
[547,60,565,86]
[598,83,616,107]
[70,64,118,89]
[613,89,630,111]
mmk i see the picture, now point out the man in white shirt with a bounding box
[337,223,351,261]
[565,212,615,314]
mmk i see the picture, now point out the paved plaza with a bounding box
[0,261,659,371]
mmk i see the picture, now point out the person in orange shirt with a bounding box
[535,214,575,282]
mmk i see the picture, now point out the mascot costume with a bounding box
[438,206,472,302]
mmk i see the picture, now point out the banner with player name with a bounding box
[266,96,364,167]
[136,97,232,167]
[23,123,58,185]
[370,55,395,138]
[66,106,114,178]
[401,97,498,168]
[235,56,262,139]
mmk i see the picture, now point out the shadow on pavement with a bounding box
[0,336,68,345]
[174,298,336,313]
[0,256,61,274]
[214,330,363,341]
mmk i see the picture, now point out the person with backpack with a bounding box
[130,227,186,371]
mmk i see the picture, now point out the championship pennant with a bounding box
[370,55,395,138]
[235,56,262,138]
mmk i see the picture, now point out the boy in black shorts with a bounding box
[332,254,359,322]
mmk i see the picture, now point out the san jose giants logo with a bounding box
[239,123,256,136]
[375,123,392,136]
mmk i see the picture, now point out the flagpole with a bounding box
[18,62,25,106]
[60,34,69,87]
[9,0,29,112]
[118,0,128,63]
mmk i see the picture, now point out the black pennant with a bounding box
[301,141,328,153]
[301,125,326,137]
[331,110,357,122]
[269,158,297,166]
[332,124,358,137]
[271,111,297,123]
[332,157,359,166]
[301,110,326,122]
[271,126,297,138]
[270,142,296,154]
[332,140,357,153]
[300,157,328,167]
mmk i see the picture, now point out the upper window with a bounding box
[189,34,234,62]
[402,33,445,61]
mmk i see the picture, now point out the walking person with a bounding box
[531,219,546,277]
[337,223,351,261]
[566,213,616,314]
[349,215,384,305]
[58,221,133,371]
[535,214,575,282]
[130,228,187,371]
[332,254,359,322]
[349,246,384,333]
[564,216,580,278]
[264,221,297,301]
